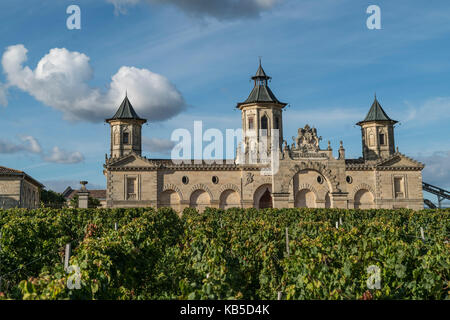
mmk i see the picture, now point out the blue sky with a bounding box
[0,0,449,202]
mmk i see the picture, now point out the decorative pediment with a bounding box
[107,153,153,168]
[291,124,322,153]
[376,153,424,169]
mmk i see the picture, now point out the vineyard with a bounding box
[0,207,448,300]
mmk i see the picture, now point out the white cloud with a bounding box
[43,146,84,164]
[416,150,450,189]
[106,0,281,19]
[20,135,42,153]
[0,139,24,153]
[0,135,83,164]
[1,44,185,122]
[142,137,175,154]
[401,97,450,126]
[0,136,41,154]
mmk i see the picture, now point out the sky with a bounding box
[0,0,449,205]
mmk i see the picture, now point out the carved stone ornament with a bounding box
[292,124,322,152]
[245,172,254,186]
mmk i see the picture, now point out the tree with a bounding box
[40,190,66,208]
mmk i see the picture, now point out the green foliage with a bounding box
[40,190,66,208]
[0,207,448,300]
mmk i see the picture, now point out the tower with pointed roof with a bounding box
[106,94,147,158]
[237,60,287,156]
[357,95,398,160]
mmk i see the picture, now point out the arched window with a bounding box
[379,133,385,145]
[261,115,268,130]
[274,117,279,130]
[123,132,129,144]
[261,115,268,136]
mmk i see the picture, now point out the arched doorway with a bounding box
[259,189,273,209]
[295,189,316,208]
[190,189,210,212]
[219,189,240,209]
[354,189,374,209]
[253,184,272,209]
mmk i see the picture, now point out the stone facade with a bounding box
[0,166,43,209]
[104,64,425,212]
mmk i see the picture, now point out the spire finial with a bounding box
[125,89,128,98]
[258,56,262,66]
[374,92,377,100]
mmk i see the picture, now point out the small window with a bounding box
[123,132,129,144]
[261,115,268,130]
[379,133,385,145]
[274,117,279,130]
[317,176,324,184]
[346,176,353,184]
[182,176,189,185]
[394,176,405,198]
[248,117,254,130]
[126,177,137,200]
[212,176,219,184]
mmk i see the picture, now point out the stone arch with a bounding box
[189,189,211,212]
[160,190,180,208]
[350,183,375,200]
[219,189,240,209]
[295,188,316,208]
[253,184,272,209]
[297,182,320,200]
[218,183,240,195]
[189,184,214,201]
[163,183,183,201]
[283,161,340,193]
[354,189,375,209]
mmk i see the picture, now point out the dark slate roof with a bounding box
[237,63,286,107]
[252,64,271,80]
[242,85,285,105]
[357,97,397,125]
[106,95,146,122]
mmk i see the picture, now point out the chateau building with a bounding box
[103,63,425,211]
[0,166,43,209]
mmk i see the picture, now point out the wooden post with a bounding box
[114,222,118,231]
[420,227,425,241]
[285,227,290,257]
[64,243,71,271]
[277,291,282,300]
[339,217,343,226]
[335,221,339,229]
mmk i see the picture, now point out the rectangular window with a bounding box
[379,133,385,145]
[248,117,254,130]
[394,177,404,198]
[127,177,137,200]
[123,132,129,144]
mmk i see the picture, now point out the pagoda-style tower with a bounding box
[357,96,397,160]
[236,61,287,155]
[106,94,147,158]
